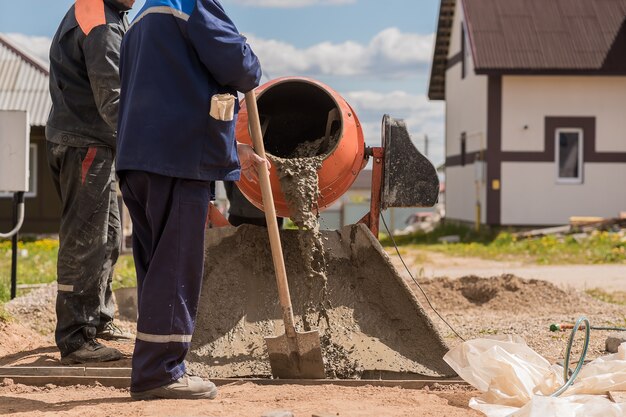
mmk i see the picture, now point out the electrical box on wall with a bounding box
[0,110,30,192]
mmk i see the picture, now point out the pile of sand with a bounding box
[417,274,607,314]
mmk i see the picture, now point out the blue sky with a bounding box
[0,0,444,165]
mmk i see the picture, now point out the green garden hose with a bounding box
[550,316,591,397]
[550,323,626,332]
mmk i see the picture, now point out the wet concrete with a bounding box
[188,224,455,379]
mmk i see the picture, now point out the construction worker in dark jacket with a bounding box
[46,0,135,365]
[117,0,265,400]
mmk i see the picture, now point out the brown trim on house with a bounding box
[486,76,502,226]
[460,25,466,79]
[587,153,626,163]
[495,117,626,163]
[446,52,463,70]
[476,68,626,76]
[477,114,626,227]
[446,151,481,167]
[546,117,626,163]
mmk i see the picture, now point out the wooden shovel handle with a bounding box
[244,90,297,338]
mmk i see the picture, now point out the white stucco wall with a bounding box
[445,3,488,157]
[502,76,626,153]
[502,162,626,225]
[444,0,488,222]
[446,165,486,223]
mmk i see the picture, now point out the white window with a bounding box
[0,143,37,198]
[555,128,583,184]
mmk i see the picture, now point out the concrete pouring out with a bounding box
[270,153,324,283]
[269,134,340,330]
[189,224,455,379]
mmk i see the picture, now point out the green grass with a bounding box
[381,223,626,265]
[0,304,11,323]
[586,288,626,306]
[0,239,137,304]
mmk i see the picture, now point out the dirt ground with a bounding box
[1,248,625,416]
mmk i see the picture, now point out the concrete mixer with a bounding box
[191,77,454,381]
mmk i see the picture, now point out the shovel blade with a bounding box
[265,330,325,379]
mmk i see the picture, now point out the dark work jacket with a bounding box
[116,0,262,181]
[46,0,130,149]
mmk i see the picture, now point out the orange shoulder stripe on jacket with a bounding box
[75,0,106,36]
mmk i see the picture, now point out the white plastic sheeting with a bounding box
[444,336,626,417]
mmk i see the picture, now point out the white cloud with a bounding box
[247,28,434,79]
[3,33,51,65]
[0,32,444,164]
[343,90,445,166]
[231,0,356,7]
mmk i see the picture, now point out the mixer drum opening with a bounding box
[235,77,366,217]
[257,80,342,158]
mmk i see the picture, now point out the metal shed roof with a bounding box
[0,33,50,127]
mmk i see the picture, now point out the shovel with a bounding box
[244,90,326,379]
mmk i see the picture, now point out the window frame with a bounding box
[555,128,584,184]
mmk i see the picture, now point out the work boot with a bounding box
[96,321,134,341]
[130,374,218,400]
[60,339,123,365]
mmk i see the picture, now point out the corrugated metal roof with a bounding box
[463,0,626,73]
[0,33,50,127]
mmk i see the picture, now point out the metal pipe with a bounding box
[9,192,24,300]
[1,191,25,239]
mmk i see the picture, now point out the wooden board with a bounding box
[569,216,605,226]
[0,367,468,390]
[0,366,130,377]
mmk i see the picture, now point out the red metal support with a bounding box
[207,202,231,228]
[358,147,384,237]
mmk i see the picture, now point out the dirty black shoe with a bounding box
[131,374,218,400]
[60,339,123,365]
[96,321,134,341]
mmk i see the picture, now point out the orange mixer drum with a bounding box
[236,77,366,218]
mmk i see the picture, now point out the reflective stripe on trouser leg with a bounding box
[47,143,120,356]
[120,171,211,393]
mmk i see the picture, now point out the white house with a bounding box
[429,0,626,226]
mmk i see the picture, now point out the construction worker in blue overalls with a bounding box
[116,0,266,400]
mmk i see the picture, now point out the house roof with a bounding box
[428,0,456,100]
[0,34,51,127]
[428,0,626,100]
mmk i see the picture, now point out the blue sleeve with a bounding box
[187,0,262,93]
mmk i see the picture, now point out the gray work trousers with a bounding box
[46,142,121,356]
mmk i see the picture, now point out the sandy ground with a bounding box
[0,378,480,417]
[392,249,626,291]
[1,249,625,416]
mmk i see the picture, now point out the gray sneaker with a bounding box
[96,322,134,341]
[131,374,218,400]
[60,339,123,365]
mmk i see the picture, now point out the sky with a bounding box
[0,0,445,166]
